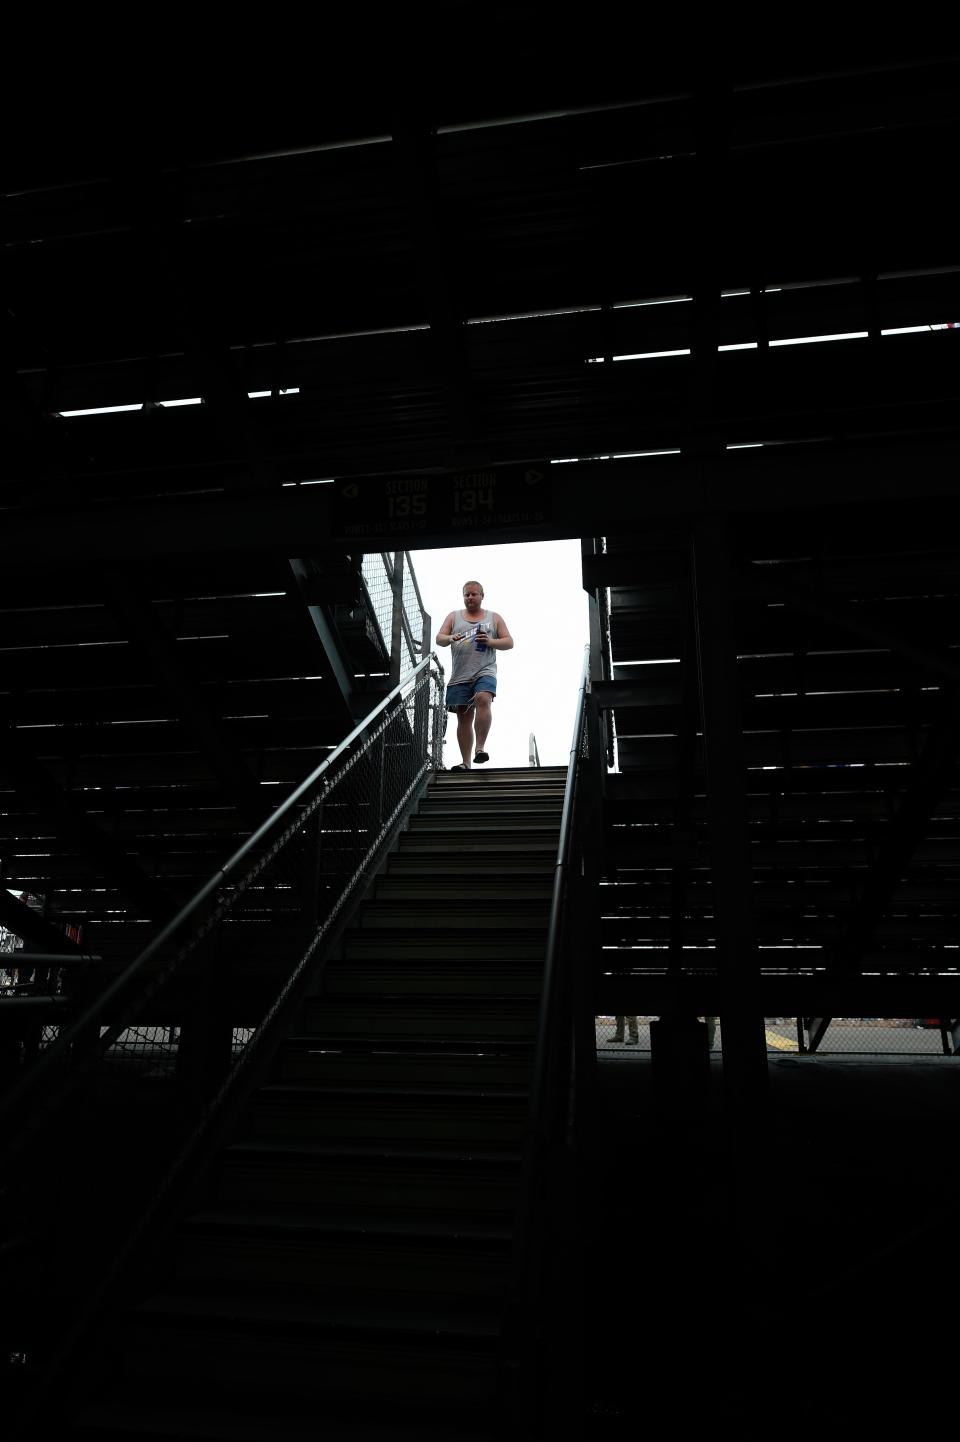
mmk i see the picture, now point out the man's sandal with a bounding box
[474,751,489,764]
[450,763,470,771]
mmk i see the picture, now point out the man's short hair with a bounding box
[463,580,484,595]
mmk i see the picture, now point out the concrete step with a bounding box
[340,931,546,962]
[321,962,543,998]
[412,805,563,825]
[216,1140,522,1215]
[386,851,555,874]
[71,1395,497,1442]
[431,766,565,783]
[396,828,560,851]
[372,876,553,902]
[246,1084,528,1144]
[111,1301,501,1408]
[278,1039,534,1089]
[174,1208,512,1298]
[352,899,551,930]
[300,996,539,1039]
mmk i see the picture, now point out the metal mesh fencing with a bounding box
[1,924,22,957]
[0,664,445,1093]
[101,662,446,1076]
[361,553,393,657]
[0,554,438,1078]
[401,558,428,680]
[595,1015,953,1055]
[360,552,431,682]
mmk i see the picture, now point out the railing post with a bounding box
[377,727,387,834]
[574,667,604,1131]
[421,596,431,666]
[389,551,405,688]
[299,793,325,938]
[429,667,444,770]
[413,642,431,759]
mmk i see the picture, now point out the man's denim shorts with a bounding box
[445,675,497,712]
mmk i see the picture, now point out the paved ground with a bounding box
[579,1044,960,1433]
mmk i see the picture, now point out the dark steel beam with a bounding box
[287,558,357,725]
[692,513,768,1100]
[596,975,960,1016]
[0,889,85,954]
[805,1017,832,1053]
[390,115,476,458]
[669,578,700,973]
[5,437,960,569]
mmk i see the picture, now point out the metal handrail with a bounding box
[0,655,443,1136]
[0,953,102,967]
[5,655,447,1431]
[504,644,590,1416]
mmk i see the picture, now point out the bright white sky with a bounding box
[408,539,590,769]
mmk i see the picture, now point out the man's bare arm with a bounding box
[485,613,513,651]
[436,611,457,647]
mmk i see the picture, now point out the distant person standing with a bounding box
[437,580,513,770]
[610,1015,639,1045]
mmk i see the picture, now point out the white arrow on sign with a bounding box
[523,469,543,484]
[341,483,359,499]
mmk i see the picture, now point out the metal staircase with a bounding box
[67,766,567,1441]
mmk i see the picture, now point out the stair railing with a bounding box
[2,656,446,1419]
[2,654,445,1145]
[503,643,596,1432]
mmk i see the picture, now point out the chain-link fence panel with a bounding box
[360,551,431,683]
[361,552,393,656]
[595,1015,953,1055]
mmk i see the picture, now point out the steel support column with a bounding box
[692,515,768,1102]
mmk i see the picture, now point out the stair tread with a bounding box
[304,993,540,1004]
[134,1291,501,1338]
[387,857,555,870]
[226,1139,522,1162]
[70,1407,492,1442]
[373,884,553,897]
[72,1400,497,1442]
[341,932,548,944]
[183,1209,513,1242]
[357,899,552,912]
[256,1083,528,1102]
[416,799,563,808]
[283,1037,534,1053]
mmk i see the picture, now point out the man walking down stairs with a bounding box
[69,765,567,1441]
